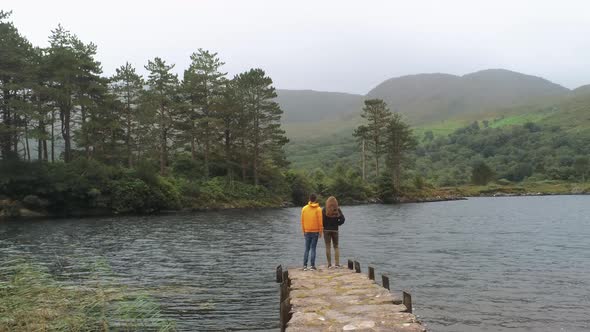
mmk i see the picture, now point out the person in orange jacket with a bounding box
[301,193,323,271]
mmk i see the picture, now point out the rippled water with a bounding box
[1,196,589,331]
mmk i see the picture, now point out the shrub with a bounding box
[171,154,202,179]
[326,167,370,203]
[110,178,153,213]
[471,161,495,185]
[285,171,316,206]
[376,173,397,203]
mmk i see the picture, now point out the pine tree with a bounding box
[144,57,179,175]
[0,10,35,160]
[217,79,241,181]
[233,69,288,186]
[29,47,52,161]
[72,40,105,160]
[384,113,417,189]
[110,62,144,167]
[357,99,391,178]
[182,49,226,177]
[353,125,369,181]
[45,25,101,162]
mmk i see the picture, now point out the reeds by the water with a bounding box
[0,258,175,331]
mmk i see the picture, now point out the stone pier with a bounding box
[277,262,425,332]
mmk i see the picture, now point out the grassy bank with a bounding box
[447,180,590,197]
[379,180,590,204]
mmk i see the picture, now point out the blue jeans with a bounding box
[303,232,319,267]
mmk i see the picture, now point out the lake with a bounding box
[1,196,589,331]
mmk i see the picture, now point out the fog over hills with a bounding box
[275,90,363,123]
[277,69,571,125]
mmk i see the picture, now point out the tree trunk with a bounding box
[204,124,210,178]
[60,107,71,163]
[253,116,259,186]
[38,137,42,160]
[43,138,48,161]
[240,139,247,181]
[81,105,90,158]
[375,155,380,179]
[373,117,381,178]
[191,134,197,161]
[37,97,46,161]
[126,116,132,167]
[50,110,55,162]
[1,89,13,159]
[375,133,381,178]
[24,115,31,161]
[225,127,232,179]
[361,138,366,181]
[126,94,133,168]
[160,128,167,175]
[13,129,18,158]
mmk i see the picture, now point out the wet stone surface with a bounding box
[286,266,425,332]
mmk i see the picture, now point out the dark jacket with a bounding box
[322,208,345,231]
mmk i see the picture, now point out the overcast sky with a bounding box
[4,0,590,94]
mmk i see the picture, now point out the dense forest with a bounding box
[417,121,590,186]
[0,10,297,216]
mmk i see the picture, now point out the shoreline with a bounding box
[5,192,590,221]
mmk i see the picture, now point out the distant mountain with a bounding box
[277,69,570,128]
[276,89,363,123]
[366,69,569,123]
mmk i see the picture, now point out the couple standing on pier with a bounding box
[300,193,345,271]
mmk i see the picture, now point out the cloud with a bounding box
[5,0,590,93]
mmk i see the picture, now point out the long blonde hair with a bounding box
[325,196,340,217]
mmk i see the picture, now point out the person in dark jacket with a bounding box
[322,196,345,268]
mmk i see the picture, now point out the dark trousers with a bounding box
[323,230,339,266]
[303,232,319,267]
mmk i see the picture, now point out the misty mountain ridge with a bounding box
[277,68,572,125]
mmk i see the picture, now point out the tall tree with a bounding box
[72,38,103,159]
[110,62,144,167]
[29,47,52,161]
[217,79,241,181]
[384,113,417,189]
[45,25,101,162]
[357,99,391,178]
[353,125,369,181]
[182,49,226,177]
[144,57,178,175]
[233,68,288,186]
[82,90,123,163]
[0,10,35,160]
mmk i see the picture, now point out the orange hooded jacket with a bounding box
[301,201,323,233]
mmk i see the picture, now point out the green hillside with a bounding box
[282,69,590,177]
[542,87,590,132]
